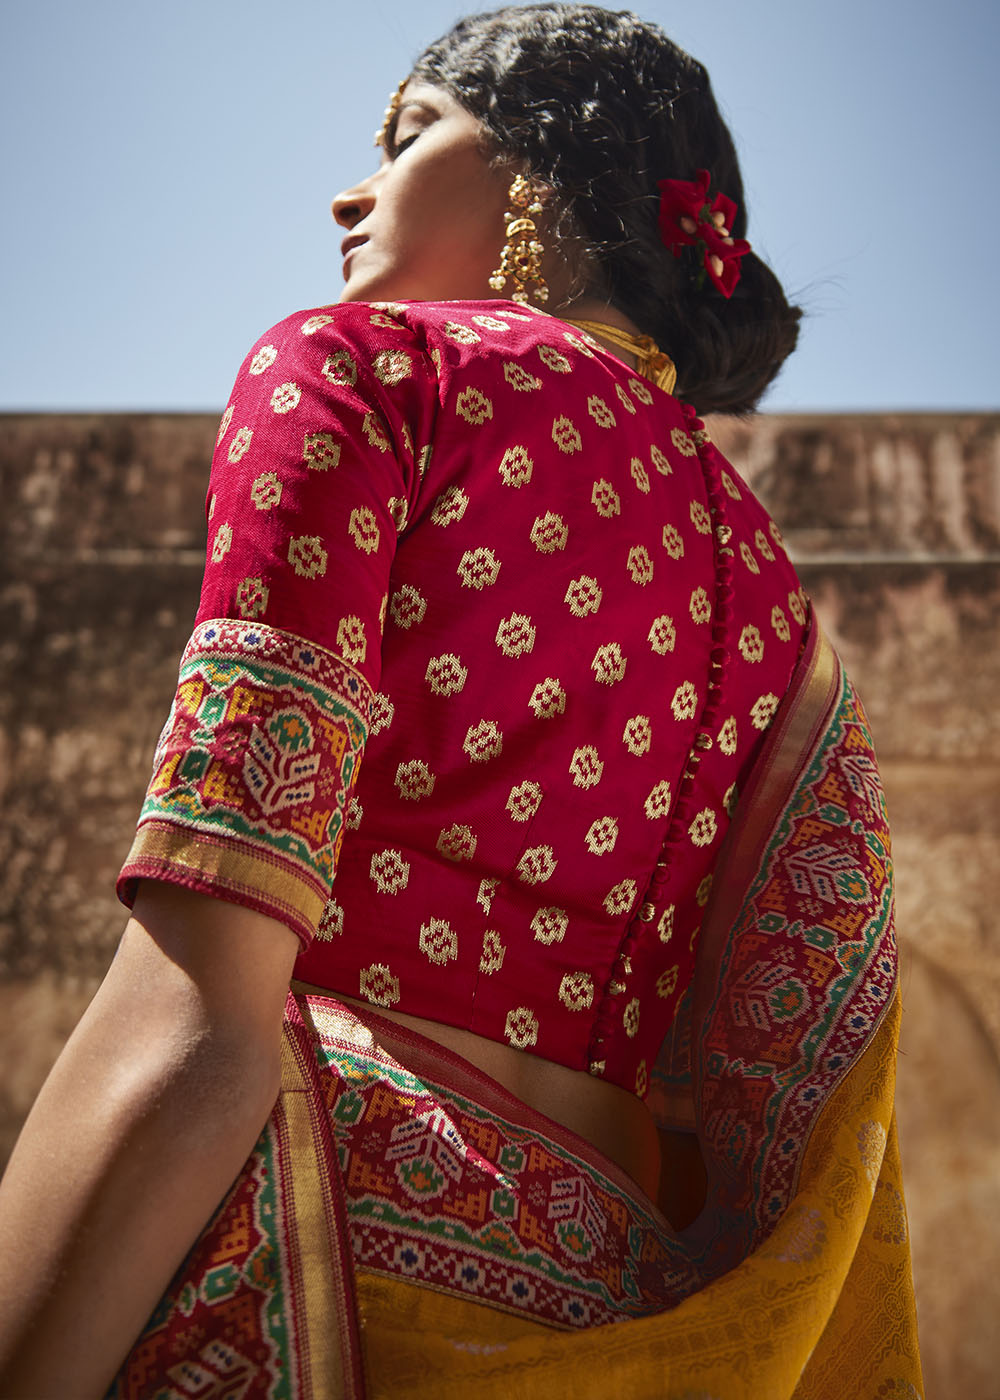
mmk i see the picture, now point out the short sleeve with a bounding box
[117,304,438,948]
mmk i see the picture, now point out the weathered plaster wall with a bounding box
[2,411,998,1398]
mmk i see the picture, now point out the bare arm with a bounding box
[0,883,298,1399]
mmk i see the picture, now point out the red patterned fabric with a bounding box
[119,299,810,1097]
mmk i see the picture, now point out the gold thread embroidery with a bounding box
[559,972,594,1011]
[288,535,328,578]
[531,907,568,944]
[425,654,468,697]
[529,677,566,717]
[498,444,533,487]
[359,963,400,1007]
[370,849,410,894]
[251,472,282,510]
[302,431,341,470]
[249,345,277,375]
[395,759,435,801]
[530,512,568,552]
[569,746,603,789]
[457,547,501,589]
[419,918,458,965]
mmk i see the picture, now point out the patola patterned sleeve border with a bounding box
[117,619,372,948]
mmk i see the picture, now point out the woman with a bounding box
[0,6,922,1397]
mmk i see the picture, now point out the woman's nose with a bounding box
[331,181,376,230]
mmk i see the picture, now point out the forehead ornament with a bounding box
[374,79,408,148]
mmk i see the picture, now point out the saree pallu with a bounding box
[108,623,923,1399]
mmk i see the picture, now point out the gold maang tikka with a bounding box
[374,80,407,148]
[489,174,549,305]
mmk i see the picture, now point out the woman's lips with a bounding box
[341,236,368,280]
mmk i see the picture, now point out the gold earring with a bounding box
[489,174,549,305]
[374,79,407,148]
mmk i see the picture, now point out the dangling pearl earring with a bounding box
[488,175,549,305]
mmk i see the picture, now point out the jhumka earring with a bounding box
[488,174,549,305]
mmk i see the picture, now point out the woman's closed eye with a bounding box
[386,130,422,159]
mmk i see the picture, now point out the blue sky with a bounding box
[2,0,997,411]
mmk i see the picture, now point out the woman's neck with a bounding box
[554,297,645,367]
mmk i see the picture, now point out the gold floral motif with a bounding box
[671,681,698,721]
[691,427,711,447]
[564,575,602,617]
[591,479,621,518]
[498,444,533,487]
[770,518,785,550]
[739,540,760,576]
[369,311,403,329]
[370,848,410,894]
[336,615,366,665]
[696,874,714,908]
[418,445,433,478]
[436,824,478,862]
[301,313,336,335]
[236,576,269,619]
[504,1007,539,1050]
[648,615,677,654]
[369,692,395,736]
[316,900,344,940]
[657,906,675,944]
[689,807,718,847]
[249,345,277,376]
[457,546,501,589]
[689,500,712,534]
[390,584,427,629]
[604,879,637,917]
[650,445,671,476]
[321,349,358,387]
[494,308,534,322]
[477,878,499,914]
[754,528,776,563]
[395,758,435,801]
[627,545,654,585]
[644,780,672,820]
[442,321,480,345]
[724,782,738,815]
[722,471,743,500]
[559,972,594,1012]
[531,907,568,944]
[718,715,738,755]
[362,412,390,452]
[506,780,543,822]
[857,1120,888,1189]
[302,431,341,470]
[587,395,616,429]
[563,330,597,357]
[662,523,685,559]
[480,930,505,975]
[473,314,511,332]
[585,816,619,855]
[751,692,780,731]
[630,458,650,494]
[616,382,637,415]
[592,642,626,685]
[425,653,468,697]
[463,719,503,763]
[373,348,413,384]
[359,963,400,1007]
[227,426,253,463]
[635,1060,648,1096]
[456,387,493,425]
[552,415,583,454]
[348,506,380,555]
[216,405,234,445]
[346,798,363,831]
[211,522,233,563]
[623,998,640,1038]
[516,845,557,885]
[788,588,808,626]
[529,677,566,718]
[569,746,604,788]
[689,587,712,625]
[537,344,571,373]
[378,592,388,633]
[628,376,653,405]
[288,535,328,579]
[623,715,652,756]
[496,613,536,658]
[419,918,458,966]
[251,472,282,511]
[670,426,696,457]
[738,624,765,663]
[503,361,541,391]
[771,605,791,642]
[656,965,679,998]
[270,381,301,415]
[208,493,216,520]
[529,511,568,552]
[430,485,469,527]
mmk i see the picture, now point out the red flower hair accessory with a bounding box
[657,168,751,298]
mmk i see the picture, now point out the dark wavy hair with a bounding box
[408,3,801,414]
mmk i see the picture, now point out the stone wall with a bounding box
[3,411,998,1398]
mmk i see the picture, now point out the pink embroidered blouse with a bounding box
[118,299,809,1098]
